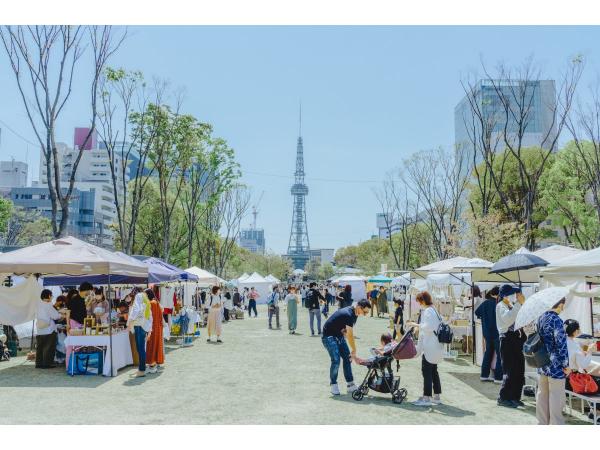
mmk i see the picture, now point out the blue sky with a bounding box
[1,26,600,254]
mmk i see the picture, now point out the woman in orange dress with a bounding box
[145,288,164,373]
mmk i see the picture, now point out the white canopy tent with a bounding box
[265,274,281,283]
[539,246,600,334]
[185,266,224,287]
[335,275,367,301]
[391,273,411,287]
[237,272,273,303]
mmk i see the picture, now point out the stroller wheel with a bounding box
[352,390,364,401]
[392,388,408,404]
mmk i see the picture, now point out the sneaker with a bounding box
[412,397,433,407]
[431,395,442,405]
[497,399,517,408]
[514,400,525,407]
[133,371,146,378]
[206,338,211,343]
[217,339,223,343]
[480,376,494,382]
[494,379,503,384]
[147,366,158,374]
[347,382,358,393]
[330,384,341,395]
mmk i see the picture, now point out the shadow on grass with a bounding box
[122,370,164,386]
[0,361,113,388]
[331,393,476,418]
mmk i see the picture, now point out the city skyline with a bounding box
[3,26,600,254]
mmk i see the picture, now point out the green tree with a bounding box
[0,198,12,235]
[540,141,600,249]
[466,147,554,249]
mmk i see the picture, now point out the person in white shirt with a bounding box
[565,319,600,376]
[495,285,526,408]
[407,291,444,406]
[127,288,152,378]
[36,289,65,369]
[207,286,223,343]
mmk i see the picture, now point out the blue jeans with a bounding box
[481,335,503,381]
[134,326,147,372]
[322,335,353,385]
[309,309,322,334]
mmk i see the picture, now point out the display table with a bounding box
[64,330,133,376]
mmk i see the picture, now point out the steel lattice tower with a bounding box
[286,107,310,269]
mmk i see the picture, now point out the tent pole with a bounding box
[31,274,40,351]
[108,274,113,376]
[589,282,595,336]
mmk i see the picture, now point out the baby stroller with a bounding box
[352,328,417,404]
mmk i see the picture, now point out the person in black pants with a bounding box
[392,298,404,340]
[248,287,259,317]
[495,285,526,408]
[475,285,503,383]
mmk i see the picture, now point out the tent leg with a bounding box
[471,284,476,365]
[108,275,113,376]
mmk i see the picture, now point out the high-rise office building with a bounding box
[239,228,266,254]
[455,79,557,167]
[0,159,28,198]
[36,127,130,247]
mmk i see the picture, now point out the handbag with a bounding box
[569,372,599,395]
[523,318,550,368]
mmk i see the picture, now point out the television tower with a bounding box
[286,105,311,269]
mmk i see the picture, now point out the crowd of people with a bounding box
[33,282,165,378]
[25,274,599,425]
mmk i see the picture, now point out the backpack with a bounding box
[432,308,453,344]
[523,319,551,368]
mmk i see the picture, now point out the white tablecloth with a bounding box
[64,331,133,376]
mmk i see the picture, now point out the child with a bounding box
[355,333,396,365]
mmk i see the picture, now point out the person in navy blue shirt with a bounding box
[536,297,570,425]
[475,285,503,383]
[321,300,371,396]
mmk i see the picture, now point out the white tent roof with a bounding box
[414,256,471,275]
[241,272,270,284]
[292,269,306,276]
[541,245,600,279]
[533,245,585,263]
[0,236,148,277]
[185,266,224,284]
[391,273,411,286]
[515,247,533,254]
[336,275,366,282]
[265,274,281,283]
[238,272,250,281]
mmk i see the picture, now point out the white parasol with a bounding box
[514,286,569,330]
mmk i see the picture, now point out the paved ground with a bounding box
[0,305,589,424]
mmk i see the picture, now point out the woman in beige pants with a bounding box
[206,286,223,343]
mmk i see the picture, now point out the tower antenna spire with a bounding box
[298,101,302,137]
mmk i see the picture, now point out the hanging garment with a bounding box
[0,276,42,325]
[146,300,165,365]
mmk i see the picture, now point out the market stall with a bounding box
[237,272,273,303]
[540,245,600,335]
[335,275,367,301]
[184,266,223,287]
[0,236,148,376]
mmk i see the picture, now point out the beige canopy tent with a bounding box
[0,236,148,278]
[0,236,148,376]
